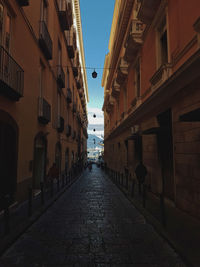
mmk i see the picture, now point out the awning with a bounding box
[179,108,200,122]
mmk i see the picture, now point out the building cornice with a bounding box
[73,0,89,104]
[104,0,135,95]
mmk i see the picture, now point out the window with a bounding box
[0,4,4,45]
[58,41,61,66]
[157,17,168,66]
[41,0,48,23]
[123,87,127,112]
[39,61,45,97]
[5,13,11,51]
[57,92,61,118]
[135,58,141,97]
[0,4,12,50]
[66,67,69,88]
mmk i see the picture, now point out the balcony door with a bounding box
[0,112,18,211]
[157,109,174,201]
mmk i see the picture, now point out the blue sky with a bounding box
[79,0,115,137]
[80,0,115,109]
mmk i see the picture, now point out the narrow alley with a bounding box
[0,166,186,267]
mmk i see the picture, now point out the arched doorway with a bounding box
[32,133,47,190]
[0,110,18,210]
[55,142,61,179]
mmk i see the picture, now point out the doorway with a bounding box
[33,134,47,189]
[157,109,174,200]
[0,117,18,210]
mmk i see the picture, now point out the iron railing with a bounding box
[57,65,65,88]
[0,45,24,101]
[39,21,53,60]
[38,97,51,124]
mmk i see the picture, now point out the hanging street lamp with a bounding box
[92,69,97,78]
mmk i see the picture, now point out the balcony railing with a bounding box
[150,63,172,91]
[38,97,51,124]
[57,65,65,88]
[66,34,75,59]
[66,124,71,137]
[72,103,77,113]
[57,116,64,133]
[66,88,72,103]
[111,80,120,99]
[124,20,143,63]
[116,58,128,85]
[17,0,29,6]
[138,0,161,25]
[72,66,78,77]
[76,72,83,89]
[66,0,73,27]
[39,21,53,60]
[58,0,71,31]
[72,130,76,139]
[0,46,24,101]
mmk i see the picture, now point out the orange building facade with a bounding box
[102,0,200,219]
[0,0,88,209]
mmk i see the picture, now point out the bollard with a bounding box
[62,175,64,188]
[126,177,128,190]
[160,193,166,227]
[40,182,44,205]
[121,174,124,187]
[131,180,135,197]
[142,184,146,208]
[28,187,33,217]
[57,178,59,192]
[4,195,10,235]
[50,178,54,197]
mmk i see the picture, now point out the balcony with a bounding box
[66,0,73,28]
[111,80,120,99]
[66,124,71,137]
[106,96,115,113]
[39,21,53,60]
[76,73,83,89]
[72,103,77,113]
[66,33,75,59]
[138,0,161,25]
[0,46,24,101]
[72,130,76,139]
[72,66,78,77]
[76,112,81,124]
[124,20,143,63]
[66,88,72,103]
[38,97,51,124]
[57,65,65,89]
[16,0,29,6]
[116,58,128,85]
[57,116,64,133]
[57,0,73,31]
[150,63,172,91]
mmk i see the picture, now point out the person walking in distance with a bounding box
[135,161,147,195]
[47,162,59,186]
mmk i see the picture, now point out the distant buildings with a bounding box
[0,0,88,209]
[102,0,200,219]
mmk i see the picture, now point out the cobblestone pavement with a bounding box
[0,166,186,267]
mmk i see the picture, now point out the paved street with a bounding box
[0,166,186,267]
